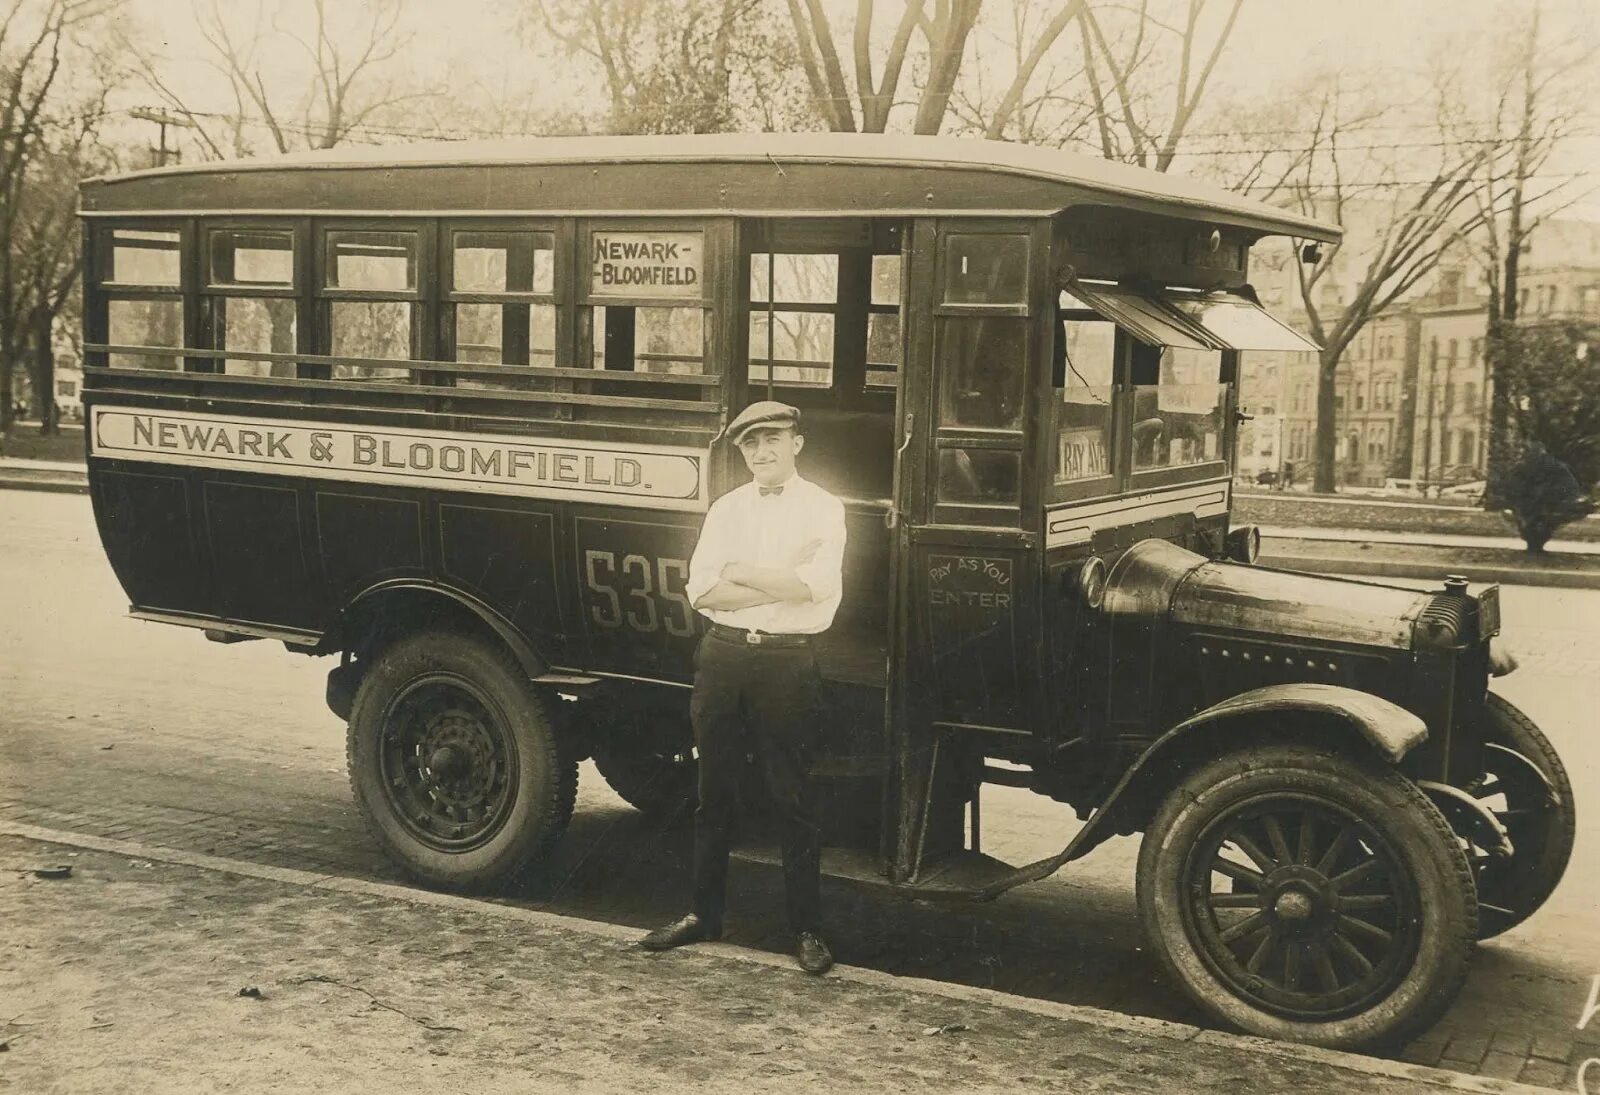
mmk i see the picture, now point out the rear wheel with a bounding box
[1469,693,1575,939]
[1138,744,1475,1052]
[588,699,698,823]
[346,630,576,892]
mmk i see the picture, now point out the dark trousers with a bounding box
[690,632,824,934]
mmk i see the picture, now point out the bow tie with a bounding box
[758,484,785,497]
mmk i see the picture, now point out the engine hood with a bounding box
[1102,539,1431,651]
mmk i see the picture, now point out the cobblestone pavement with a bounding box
[6,489,1600,1089]
[3,831,1544,1095]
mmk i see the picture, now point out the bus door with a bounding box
[887,217,1052,883]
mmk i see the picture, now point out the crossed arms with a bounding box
[685,497,847,614]
[694,556,819,610]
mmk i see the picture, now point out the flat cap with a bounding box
[727,400,801,444]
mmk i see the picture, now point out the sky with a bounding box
[115,0,1599,218]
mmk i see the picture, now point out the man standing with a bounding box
[639,400,846,975]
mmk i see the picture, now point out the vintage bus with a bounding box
[78,134,1573,1052]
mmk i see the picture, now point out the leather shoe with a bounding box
[639,913,721,951]
[795,931,833,975]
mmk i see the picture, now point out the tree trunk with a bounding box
[1313,347,1339,493]
[32,307,56,436]
[0,324,16,433]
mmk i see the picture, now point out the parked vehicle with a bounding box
[78,134,1573,1052]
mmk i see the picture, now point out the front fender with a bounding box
[970,683,1426,901]
[1167,683,1427,763]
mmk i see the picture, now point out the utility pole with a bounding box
[129,107,195,167]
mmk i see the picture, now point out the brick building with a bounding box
[1237,217,1600,488]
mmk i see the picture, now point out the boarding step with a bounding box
[733,844,1016,898]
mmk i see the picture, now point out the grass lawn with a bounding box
[1236,490,1600,544]
[0,424,86,463]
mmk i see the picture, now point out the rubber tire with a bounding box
[1137,744,1477,1053]
[346,630,577,893]
[592,740,698,823]
[1474,692,1575,939]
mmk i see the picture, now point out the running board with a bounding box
[733,845,1019,899]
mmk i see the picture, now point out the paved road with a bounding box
[3,490,1598,1088]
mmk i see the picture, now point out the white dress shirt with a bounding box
[684,473,847,634]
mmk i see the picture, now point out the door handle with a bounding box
[885,413,914,529]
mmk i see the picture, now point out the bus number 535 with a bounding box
[583,550,695,637]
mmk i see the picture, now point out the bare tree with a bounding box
[126,0,431,160]
[1445,3,1598,504]
[1285,81,1502,493]
[0,0,118,434]
[783,0,982,134]
[530,0,808,135]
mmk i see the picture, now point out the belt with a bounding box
[708,623,814,647]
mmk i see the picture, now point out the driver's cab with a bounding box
[882,206,1318,878]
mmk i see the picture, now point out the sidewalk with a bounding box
[1259,525,1600,556]
[0,825,1541,1095]
[0,455,88,494]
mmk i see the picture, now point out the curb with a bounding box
[1260,551,1600,590]
[0,819,1546,1095]
[0,474,88,495]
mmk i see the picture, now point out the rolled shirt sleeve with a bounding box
[793,493,846,606]
[684,496,731,610]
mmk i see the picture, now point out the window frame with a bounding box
[441,220,562,385]
[313,218,434,382]
[928,221,1039,525]
[91,219,195,372]
[578,217,714,383]
[1045,302,1121,504]
[199,218,306,376]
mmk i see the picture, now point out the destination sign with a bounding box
[590,231,703,298]
[90,407,706,511]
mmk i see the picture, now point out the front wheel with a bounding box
[1138,745,1476,1052]
[346,630,577,893]
[1469,693,1575,939]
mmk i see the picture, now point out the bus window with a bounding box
[865,254,901,388]
[108,299,183,371]
[584,226,708,384]
[324,230,417,380]
[589,305,705,374]
[105,227,180,286]
[449,230,556,387]
[101,227,183,371]
[1130,345,1226,471]
[937,317,1026,430]
[943,234,1027,305]
[937,447,1020,505]
[206,228,296,377]
[750,253,837,388]
[1053,316,1114,484]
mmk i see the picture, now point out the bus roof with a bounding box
[81,133,1340,242]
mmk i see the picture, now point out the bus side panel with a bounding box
[438,499,567,663]
[314,489,427,604]
[204,479,320,630]
[569,510,702,682]
[91,465,212,617]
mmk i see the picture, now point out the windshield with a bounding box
[1131,346,1226,472]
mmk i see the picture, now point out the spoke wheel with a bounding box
[1184,795,1419,1021]
[347,630,576,892]
[1467,693,1575,939]
[1138,744,1476,1052]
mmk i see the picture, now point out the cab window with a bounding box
[932,230,1030,515]
[1052,307,1115,487]
[1130,345,1226,472]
